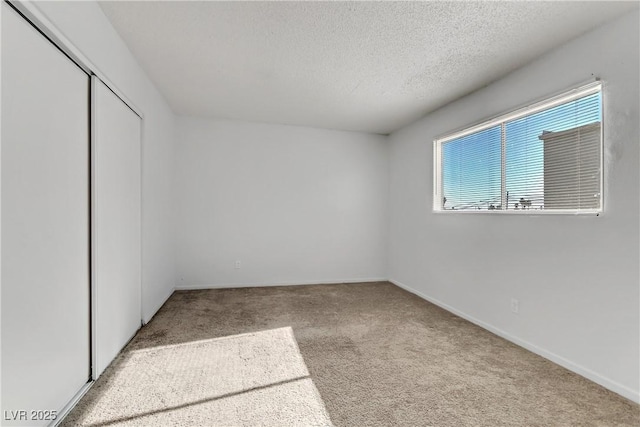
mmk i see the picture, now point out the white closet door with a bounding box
[1,3,90,424]
[92,77,142,377]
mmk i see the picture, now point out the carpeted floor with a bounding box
[62,327,331,426]
[64,281,639,426]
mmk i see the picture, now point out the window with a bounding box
[434,81,602,213]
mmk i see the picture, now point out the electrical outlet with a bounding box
[510,298,519,314]
[235,260,241,269]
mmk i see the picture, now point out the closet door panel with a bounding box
[1,3,90,424]
[92,77,142,377]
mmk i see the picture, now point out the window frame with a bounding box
[433,80,603,215]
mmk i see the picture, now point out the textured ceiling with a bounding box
[99,1,637,134]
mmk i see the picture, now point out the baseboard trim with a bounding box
[143,286,175,325]
[175,277,388,291]
[52,380,94,427]
[389,278,640,404]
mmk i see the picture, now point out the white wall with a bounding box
[175,117,388,288]
[32,1,176,322]
[388,11,639,402]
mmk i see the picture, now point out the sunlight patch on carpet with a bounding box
[74,327,332,426]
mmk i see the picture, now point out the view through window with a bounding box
[435,83,602,213]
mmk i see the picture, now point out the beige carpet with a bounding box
[64,282,639,426]
[62,327,332,426]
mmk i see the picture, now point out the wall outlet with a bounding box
[235,260,241,269]
[510,298,519,314]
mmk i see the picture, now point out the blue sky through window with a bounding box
[441,92,601,211]
[442,126,501,210]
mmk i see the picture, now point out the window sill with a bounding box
[432,209,601,216]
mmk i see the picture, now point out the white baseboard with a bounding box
[52,381,94,427]
[389,279,640,404]
[175,277,387,291]
[143,286,175,325]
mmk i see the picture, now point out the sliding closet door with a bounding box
[1,2,90,424]
[92,77,142,377]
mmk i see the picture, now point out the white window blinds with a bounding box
[434,82,602,213]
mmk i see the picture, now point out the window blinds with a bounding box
[436,82,602,213]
